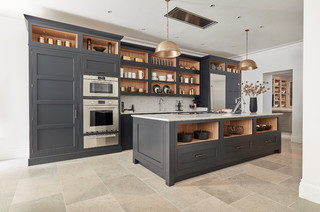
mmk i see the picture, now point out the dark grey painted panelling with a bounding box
[31,47,79,157]
[38,127,75,150]
[37,79,73,100]
[37,104,74,125]
[138,123,164,163]
[83,55,119,77]
[37,54,74,78]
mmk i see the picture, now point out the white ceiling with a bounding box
[3,0,303,57]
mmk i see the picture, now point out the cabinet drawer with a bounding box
[177,142,219,171]
[83,55,119,77]
[84,133,119,149]
[255,132,280,152]
[221,136,253,161]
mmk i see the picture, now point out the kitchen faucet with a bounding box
[233,97,246,114]
[159,98,164,111]
[121,102,135,113]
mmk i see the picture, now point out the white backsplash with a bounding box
[121,96,196,113]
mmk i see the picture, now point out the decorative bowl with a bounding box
[93,46,106,52]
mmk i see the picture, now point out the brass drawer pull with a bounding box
[195,153,206,158]
[235,145,244,150]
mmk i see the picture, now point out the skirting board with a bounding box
[291,135,302,143]
[0,147,28,161]
[299,179,320,204]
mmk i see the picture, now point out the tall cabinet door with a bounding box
[226,74,241,109]
[30,48,79,157]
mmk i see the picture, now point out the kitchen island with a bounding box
[132,113,282,186]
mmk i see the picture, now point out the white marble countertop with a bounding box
[131,112,283,122]
[121,107,208,115]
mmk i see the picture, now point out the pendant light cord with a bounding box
[167,0,169,41]
[246,29,249,60]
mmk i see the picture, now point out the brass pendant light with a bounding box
[155,0,181,58]
[238,29,257,71]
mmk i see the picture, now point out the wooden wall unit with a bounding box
[83,35,118,55]
[32,25,78,48]
[272,76,292,109]
[120,43,201,97]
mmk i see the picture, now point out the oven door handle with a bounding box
[89,134,117,138]
[86,106,118,109]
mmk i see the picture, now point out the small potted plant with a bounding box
[238,81,270,113]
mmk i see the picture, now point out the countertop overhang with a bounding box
[131,112,283,122]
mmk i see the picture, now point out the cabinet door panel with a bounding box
[37,104,74,125]
[37,79,74,100]
[83,55,119,77]
[226,75,241,109]
[37,53,74,77]
[31,48,79,157]
[38,128,75,150]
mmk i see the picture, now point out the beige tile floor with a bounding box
[1,133,320,212]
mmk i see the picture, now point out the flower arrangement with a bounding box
[238,81,270,97]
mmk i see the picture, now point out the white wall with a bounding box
[239,42,303,143]
[299,0,320,204]
[0,14,29,160]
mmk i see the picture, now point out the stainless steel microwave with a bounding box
[83,75,118,98]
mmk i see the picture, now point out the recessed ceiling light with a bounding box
[107,10,112,13]
[210,4,215,7]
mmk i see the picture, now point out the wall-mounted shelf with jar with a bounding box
[227,64,240,74]
[178,58,200,71]
[210,60,226,72]
[120,48,148,63]
[120,43,201,97]
[83,35,118,55]
[151,69,176,83]
[151,55,176,67]
[31,25,78,48]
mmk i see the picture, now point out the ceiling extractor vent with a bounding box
[166,7,218,29]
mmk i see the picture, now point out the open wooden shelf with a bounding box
[210,60,226,71]
[151,82,176,95]
[32,25,78,48]
[177,122,219,145]
[256,117,278,133]
[152,69,177,82]
[83,35,118,54]
[223,119,252,138]
[121,48,148,63]
[179,58,200,71]
[120,79,148,93]
[178,73,200,84]
[151,55,176,67]
[179,84,200,95]
[272,76,292,109]
[227,64,240,74]
[121,65,148,80]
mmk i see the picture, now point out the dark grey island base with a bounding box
[132,113,282,186]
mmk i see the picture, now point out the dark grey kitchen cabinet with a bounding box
[30,47,80,158]
[198,56,241,110]
[226,74,241,109]
[83,54,119,77]
[120,114,133,150]
[25,14,123,165]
